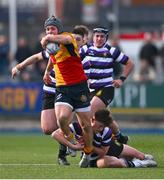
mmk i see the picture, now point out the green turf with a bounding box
[0,134,164,179]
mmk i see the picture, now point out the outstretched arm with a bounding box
[51,128,84,151]
[41,34,72,49]
[11,52,43,79]
[43,58,53,85]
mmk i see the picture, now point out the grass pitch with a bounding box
[0,134,164,179]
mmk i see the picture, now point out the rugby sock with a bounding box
[83,146,93,155]
[58,143,67,158]
[125,159,135,168]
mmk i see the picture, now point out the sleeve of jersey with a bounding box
[42,50,50,60]
[80,46,91,77]
[79,45,87,60]
[82,60,90,78]
[101,127,112,146]
[93,128,112,148]
[93,134,102,148]
[110,47,129,65]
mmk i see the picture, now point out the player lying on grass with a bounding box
[52,109,157,168]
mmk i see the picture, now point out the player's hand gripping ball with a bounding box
[46,42,59,55]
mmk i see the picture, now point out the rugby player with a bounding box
[52,109,157,168]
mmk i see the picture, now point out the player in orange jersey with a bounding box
[41,15,93,167]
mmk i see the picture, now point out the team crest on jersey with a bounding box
[96,90,102,96]
[80,95,87,102]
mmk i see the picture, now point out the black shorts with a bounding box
[107,140,124,158]
[42,91,55,110]
[55,81,90,111]
[90,87,114,106]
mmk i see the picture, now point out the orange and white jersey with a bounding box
[50,32,87,87]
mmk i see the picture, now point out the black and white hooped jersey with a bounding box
[69,122,112,160]
[80,43,129,90]
[42,50,56,94]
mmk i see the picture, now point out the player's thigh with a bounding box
[41,109,57,132]
[90,96,106,114]
[120,144,145,160]
[41,92,57,132]
[55,88,74,121]
[55,103,73,123]
[76,111,91,128]
[97,156,126,168]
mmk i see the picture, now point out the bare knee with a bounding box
[41,110,58,135]
[42,127,55,135]
[41,123,57,135]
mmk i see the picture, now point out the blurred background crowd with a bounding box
[0,0,164,84]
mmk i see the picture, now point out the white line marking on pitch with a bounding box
[0,163,58,166]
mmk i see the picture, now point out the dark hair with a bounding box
[94,109,113,126]
[74,25,89,36]
[72,28,85,38]
[44,15,63,33]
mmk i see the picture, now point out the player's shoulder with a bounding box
[42,50,50,60]
[103,127,112,137]
[104,43,112,50]
[80,42,93,51]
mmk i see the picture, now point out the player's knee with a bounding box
[42,127,54,135]
[97,158,109,168]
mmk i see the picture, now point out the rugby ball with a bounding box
[46,42,59,55]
